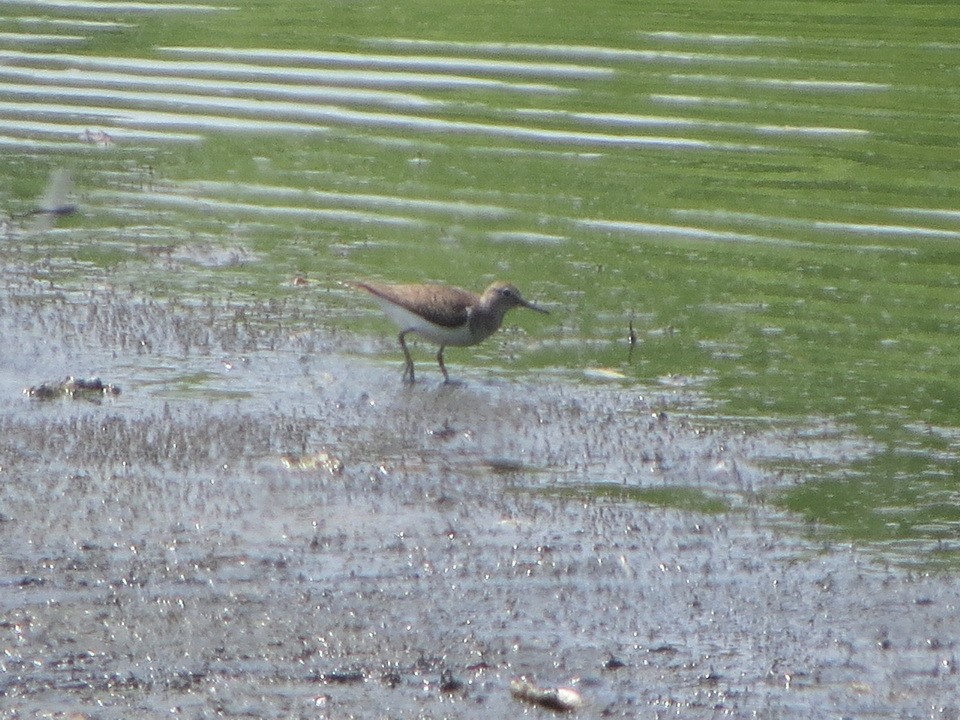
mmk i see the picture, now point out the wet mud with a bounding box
[1,276,957,719]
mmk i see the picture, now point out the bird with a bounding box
[350,280,549,383]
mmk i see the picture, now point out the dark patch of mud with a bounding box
[1,279,957,718]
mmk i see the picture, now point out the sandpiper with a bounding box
[351,280,549,383]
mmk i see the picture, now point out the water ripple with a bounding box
[0,66,443,109]
[159,45,615,79]
[367,37,808,67]
[0,50,567,93]
[3,0,226,11]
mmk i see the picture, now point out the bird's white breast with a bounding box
[372,297,476,347]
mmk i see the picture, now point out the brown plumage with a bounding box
[351,280,548,382]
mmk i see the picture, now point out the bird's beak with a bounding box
[523,299,550,315]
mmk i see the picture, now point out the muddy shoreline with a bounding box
[1,279,957,718]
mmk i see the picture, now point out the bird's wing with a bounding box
[353,282,472,329]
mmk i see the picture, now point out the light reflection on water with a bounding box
[1,0,959,557]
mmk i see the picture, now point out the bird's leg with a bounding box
[436,345,450,383]
[399,331,415,383]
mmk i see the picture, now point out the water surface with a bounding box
[2,0,960,716]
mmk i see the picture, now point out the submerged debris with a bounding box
[603,656,627,671]
[280,451,344,475]
[583,367,628,380]
[319,669,365,684]
[439,668,465,694]
[25,376,121,401]
[510,677,583,712]
[483,458,528,474]
[79,128,115,147]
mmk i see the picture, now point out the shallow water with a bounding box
[1,286,957,718]
[2,0,960,716]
